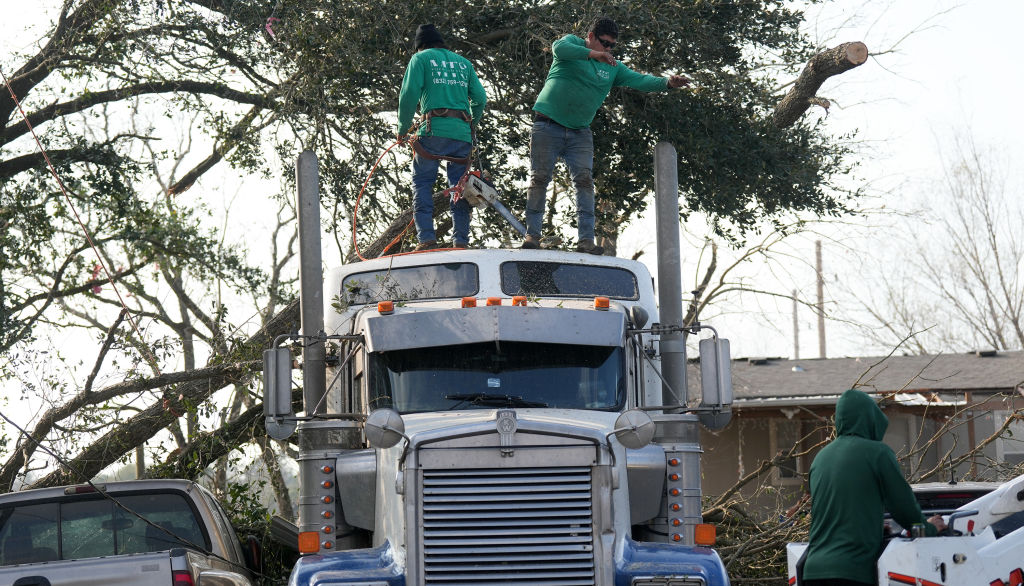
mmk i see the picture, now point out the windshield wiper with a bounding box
[444,393,548,409]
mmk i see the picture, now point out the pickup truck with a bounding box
[0,479,256,586]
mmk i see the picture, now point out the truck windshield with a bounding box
[500,261,639,299]
[342,262,478,305]
[368,341,625,413]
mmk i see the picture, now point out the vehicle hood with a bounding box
[402,409,620,438]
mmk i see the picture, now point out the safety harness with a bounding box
[408,108,474,165]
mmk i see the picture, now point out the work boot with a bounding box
[413,240,437,252]
[576,239,604,255]
[451,241,469,250]
[520,235,541,249]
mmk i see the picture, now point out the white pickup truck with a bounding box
[0,479,257,586]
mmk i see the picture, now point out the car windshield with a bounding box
[368,341,625,413]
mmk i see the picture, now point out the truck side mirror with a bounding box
[613,409,656,449]
[698,337,733,430]
[365,409,406,449]
[263,348,297,439]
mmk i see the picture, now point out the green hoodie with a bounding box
[803,389,934,585]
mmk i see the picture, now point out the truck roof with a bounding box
[0,479,204,504]
[325,248,658,334]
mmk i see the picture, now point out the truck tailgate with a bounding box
[0,550,173,585]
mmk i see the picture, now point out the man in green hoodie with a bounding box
[521,16,689,255]
[802,389,946,586]
[398,24,487,251]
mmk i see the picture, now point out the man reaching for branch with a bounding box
[522,16,689,255]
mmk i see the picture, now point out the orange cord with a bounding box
[352,137,473,261]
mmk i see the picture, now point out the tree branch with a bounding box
[772,42,868,128]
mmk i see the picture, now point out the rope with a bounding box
[0,67,163,377]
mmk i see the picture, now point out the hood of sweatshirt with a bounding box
[834,388,888,441]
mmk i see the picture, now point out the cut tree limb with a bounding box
[772,42,868,128]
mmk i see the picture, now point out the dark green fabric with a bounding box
[803,389,934,585]
[397,48,486,141]
[532,35,668,129]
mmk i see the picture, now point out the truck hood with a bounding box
[401,408,621,440]
[364,305,626,352]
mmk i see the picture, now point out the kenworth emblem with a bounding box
[495,409,517,457]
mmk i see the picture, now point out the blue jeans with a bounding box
[525,119,595,241]
[412,136,473,245]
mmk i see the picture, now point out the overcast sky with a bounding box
[620,0,1024,359]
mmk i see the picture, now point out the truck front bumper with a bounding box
[289,539,730,586]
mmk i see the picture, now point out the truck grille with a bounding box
[420,466,596,585]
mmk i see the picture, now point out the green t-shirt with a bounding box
[803,389,935,585]
[397,48,486,142]
[532,34,669,129]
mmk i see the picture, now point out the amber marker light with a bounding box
[669,458,680,466]
[297,531,321,554]
[486,297,501,306]
[512,296,527,306]
[594,296,610,310]
[669,473,680,481]
[377,300,394,314]
[321,465,333,474]
[672,533,682,542]
[695,523,717,546]
[462,297,477,308]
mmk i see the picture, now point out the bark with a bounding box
[772,42,868,128]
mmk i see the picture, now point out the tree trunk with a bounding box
[347,190,452,262]
[772,42,868,128]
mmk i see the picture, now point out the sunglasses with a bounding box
[598,37,616,50]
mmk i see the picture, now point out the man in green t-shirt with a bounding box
[398,24,487,251]
[522,17,688,255]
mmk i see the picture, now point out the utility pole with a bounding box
[816,240,826,359]
[792,289,800,360]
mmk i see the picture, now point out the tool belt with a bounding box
[426,108,472,123]
[410,139,472,165]
[422,108,472,136]
[411,108,474,164]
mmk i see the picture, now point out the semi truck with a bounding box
[263,143,734,585]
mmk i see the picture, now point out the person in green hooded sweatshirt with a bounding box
[802,389,946,585]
